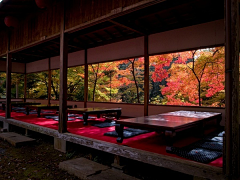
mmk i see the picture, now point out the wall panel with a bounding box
[26,59,48,73]
[88,37,144,64]
[50,56,60,70]
[149,20,224,55]
[68,50,85,67]
[0,61,25,73]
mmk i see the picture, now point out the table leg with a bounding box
[26,107,29,115]
[116,110,121,120]
[115,124,124,143]
[37,108,41,117]
[97,113,100,118]
[195,122,205,138]
[83,113,88,125]
[164,130,176,146]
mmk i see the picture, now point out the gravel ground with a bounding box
[0,126,192,180]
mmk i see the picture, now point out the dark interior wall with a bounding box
[65,0,144,29]
[0,30,7,55]
[10,1,61,51]
[1,0,145,52]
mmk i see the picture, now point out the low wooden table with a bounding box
[67,107,122,125]
[26,104,73,117]
[115,110,222,145]
[1,101,40,111]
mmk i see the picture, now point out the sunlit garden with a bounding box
[0,46,225,107]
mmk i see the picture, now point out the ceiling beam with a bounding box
[93,33,105,41]
[114,26,126,36]
[109,20,144,35]
[85,35,98,44]
[16,52,45,58]
[104,30,116,39]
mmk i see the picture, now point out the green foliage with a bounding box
[27,72,48,99]
[0,72,24,98]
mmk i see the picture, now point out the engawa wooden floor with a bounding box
[0,110,222,168]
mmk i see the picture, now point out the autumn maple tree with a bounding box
[150,47,225,107]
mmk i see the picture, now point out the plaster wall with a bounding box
[0,61,25,73]
[26,59,48,73]
[149,19,224,55]
[88,37,145,64]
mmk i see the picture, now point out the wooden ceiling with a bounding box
[0,0,224,63]
[0,0,39,29]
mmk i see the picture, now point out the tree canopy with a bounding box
[0,46,226,107]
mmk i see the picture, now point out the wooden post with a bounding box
[6,29,12,119]
[84,49,88,108]
[58,0,68,133]
[24,63,27,102]
[48,57,52,106]
[144,35,149,116]
[6,52,12,119]
[225,0,240,179]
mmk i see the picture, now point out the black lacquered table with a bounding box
[1,101,41,111]
[67,107,122,125]
[115,110,222,145]
[26,104,73,117]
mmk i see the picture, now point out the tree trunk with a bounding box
[16,82,19,98]
[198,81,201,106]
[131,59,140,103]
[92,73,98,101]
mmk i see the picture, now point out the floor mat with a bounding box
[92,122,116,128]
[167,146,222,164]
[167,131,224,163]
[75,116,96,119]
[104,128,151,138]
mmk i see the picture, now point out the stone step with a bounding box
[0,132,36,147]
[87,169,139,180]
[59,157,139,180]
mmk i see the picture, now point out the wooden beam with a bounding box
[104,30,116,39]
[84,49,88,108]
[85,35,97,44]
[144,35,149,116]
[65,0,166,34]
[109,20,144,35]
[48,58,51,106]
[114,26,125,36]
[93,33,105,41]
[51,40,82,50]
[5,28,11,119]
[225,0,240,179]
[6,52,12,119]
[58,0,68,133]
[17,52,45,58]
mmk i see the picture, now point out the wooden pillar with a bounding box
[58,0,68,133]
[84,49,88,108]
[48,58,52,106]
[144,35,149,116]
[6,29,12,119]
[225,0,240,179]
[24,63,27,102]
[6,52,12,118]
